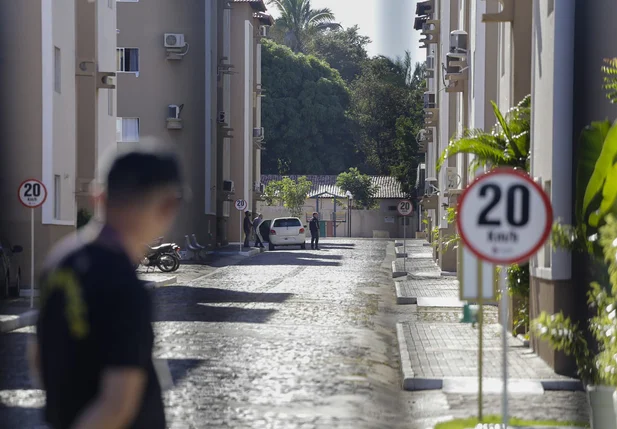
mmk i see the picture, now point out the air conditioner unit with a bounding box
[217,111,227,124]
[222,180,234,193]
[416,0,434,16]
[168,104,181,119]
[164,33,186,49]
[423,91,436,109]
[259,26,268,37]
[450,30,468,54]
[414,16,427,31]
[426,55,435,70]
[253,127,265,138]
[446,53,468,74]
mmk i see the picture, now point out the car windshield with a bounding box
[273,218,301,228]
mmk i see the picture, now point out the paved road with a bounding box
[0,239,589,428]
[0,239,414,429]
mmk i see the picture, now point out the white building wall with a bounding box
[46,0,77,225]
[530,0,575,280]
[497,21,513,113]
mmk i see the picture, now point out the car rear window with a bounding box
[273,218,302,227]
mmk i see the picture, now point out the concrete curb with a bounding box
[394,281,416,304]
[0,310,38,333]
[391,261,407,278]
[540,379,584,391]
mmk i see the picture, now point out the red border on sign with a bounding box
[397,199,413,217]
[456,168,553,265]
[17,178,48,209]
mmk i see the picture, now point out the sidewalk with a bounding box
[391,239,582,395]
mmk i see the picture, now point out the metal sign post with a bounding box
[397,200,413,271]
[234,199,248,252]
[457,168,552,426]
[18,179,48,309]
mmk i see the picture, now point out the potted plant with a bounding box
[533,215,617,428]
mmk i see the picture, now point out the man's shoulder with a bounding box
[42,225,129,280]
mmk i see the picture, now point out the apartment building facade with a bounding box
[0,0,117,290]
[414,0,600,373]
[116,0,270,247]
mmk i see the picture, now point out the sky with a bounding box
[267,0,426,65]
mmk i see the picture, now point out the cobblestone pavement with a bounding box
[399,322,571,380]
[0,239,417,429]
[397,278,459,300]
[394,257,442,275]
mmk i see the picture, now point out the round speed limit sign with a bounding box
[18,179,48,209]
[234,199,248,211]
[457,168,553,265]
[397,200,413,216]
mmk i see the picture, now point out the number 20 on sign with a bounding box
[456,168,552,427]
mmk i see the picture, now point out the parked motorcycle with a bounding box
[138,240,181,273]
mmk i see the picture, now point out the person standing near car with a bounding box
[243,211,253,248]
[253,213,265,249]
[309,212,320,250]
[27,142,184,429]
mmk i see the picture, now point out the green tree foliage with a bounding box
[436,95,531,173]
[336,168,379,209]
[305,26,371,83]
[351,52,422,177]
[267,0,340,53]
[263,176,313,217]
[391,62,426,196]
[261,40,357,174]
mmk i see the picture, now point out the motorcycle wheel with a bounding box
[156,253,178,273]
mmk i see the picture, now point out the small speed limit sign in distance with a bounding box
[456,168,553,265]
[397,200,413,216]
[18,179,48,209]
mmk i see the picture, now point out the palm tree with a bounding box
[436,95,531,173]
[267,0,341,52]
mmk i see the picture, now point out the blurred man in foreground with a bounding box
[28,142,184,429]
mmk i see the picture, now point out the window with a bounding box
[116,118,140,142]
[116,48,139,73]
[500,24,505,77]
[543,180,552,268]
[547,0,554,15]
[54,46,61,93]
[273,218,302,227]
[108,91,114,116]
[54,175,61,219]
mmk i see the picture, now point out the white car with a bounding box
[268,217,307,251]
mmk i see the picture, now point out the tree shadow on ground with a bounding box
[240,251,343,267]
[152,286,293,323]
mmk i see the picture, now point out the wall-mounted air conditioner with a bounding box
[425,55,435,78]
[166,104,184,130]
[450,30,468,54]
[222,180,234,193]
[259,26,268,37]
[423,91,436,109]
[164,33,186,49]
[253,127,265,139]
[416,0,434,17]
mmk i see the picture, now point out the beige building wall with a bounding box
[0,0,116,288]
[116,0,214,246]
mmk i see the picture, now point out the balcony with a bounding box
[445,53,469,93]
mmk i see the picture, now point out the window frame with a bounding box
[116,47,140,73]
[54,174,61,219]
[54,46,61,93]
[116,117,140,143]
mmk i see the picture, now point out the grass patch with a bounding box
[434,416,589,429]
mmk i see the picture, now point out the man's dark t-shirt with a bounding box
[36,224,165,429]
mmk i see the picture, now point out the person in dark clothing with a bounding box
[309,212,320,250]
[243,211,253,248]
[253,213,265,248]
[28,142,185,429]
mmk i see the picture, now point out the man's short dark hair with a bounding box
[104,144,184,205]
